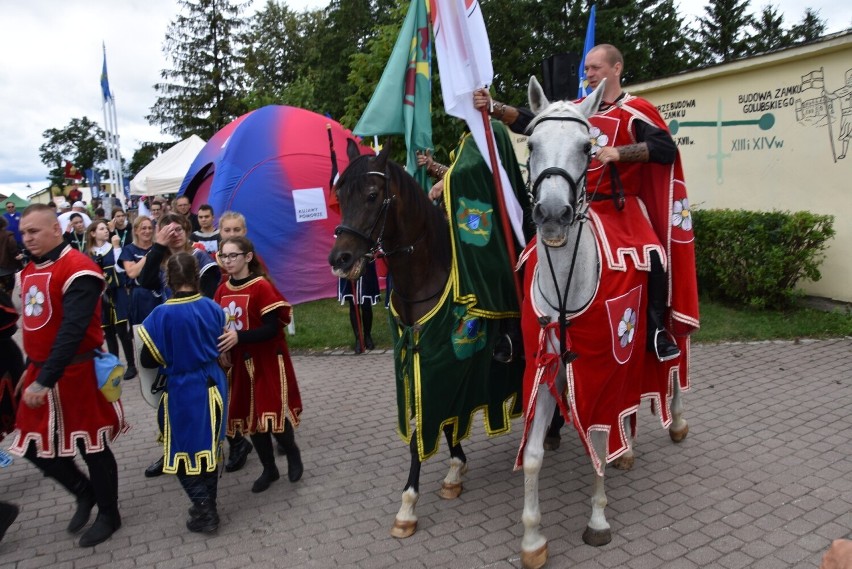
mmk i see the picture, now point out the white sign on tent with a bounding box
[129,135,206,196]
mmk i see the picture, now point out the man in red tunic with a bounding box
[9,204,128,547]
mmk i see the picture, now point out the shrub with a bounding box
[692,209,835,309]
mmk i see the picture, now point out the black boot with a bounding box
[79,512,121,547]
[186,500,219,533]
[23,449,96,533]
[117,322,137,380]
[79,446,121,547]
[0,502,18,542]
[251,465,280,493]
[144,455,164,478]
[285,447,303,483]
[273,420,303,482]
[646,253,681,363]
[362,303,374,350]
[67,480,96,534]
[250,433,279,493]
[224,435,252,473]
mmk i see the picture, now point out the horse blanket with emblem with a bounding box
[390,270,523,461]
[441,121,534,316]
[516,218,691,476]
[391,121,529,461]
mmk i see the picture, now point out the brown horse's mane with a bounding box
[339,154,451,272]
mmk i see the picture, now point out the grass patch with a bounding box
[691,297,852,343]
[288,298,393,353]
[287,296,852,353]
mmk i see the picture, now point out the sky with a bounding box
[1,0,849,199]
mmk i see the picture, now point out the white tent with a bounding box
[129,135,206,196]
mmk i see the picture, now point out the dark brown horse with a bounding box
[328,142,521,537]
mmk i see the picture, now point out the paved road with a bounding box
[1,338,851,568]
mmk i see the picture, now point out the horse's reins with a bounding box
[529,113,594,363]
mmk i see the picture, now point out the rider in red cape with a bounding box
[476,44,699,472]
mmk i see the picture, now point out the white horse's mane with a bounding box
[526,100,590,134]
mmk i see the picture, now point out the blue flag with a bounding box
[577,5,596,98]
[101,46,112,102]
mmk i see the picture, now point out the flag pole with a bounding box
[480,108,523,308]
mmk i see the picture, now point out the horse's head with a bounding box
[526,76,606,247]
[328,142,395,280]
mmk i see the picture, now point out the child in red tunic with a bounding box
[215,236,303,493]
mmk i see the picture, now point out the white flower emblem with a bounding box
[24,285,45,318]
[223,301,243,331]
[589,127,609,154]
[672,198,692,231]
[617,308,636,348]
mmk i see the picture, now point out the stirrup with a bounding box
[653,328,681,362]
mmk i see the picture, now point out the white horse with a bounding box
[517,77,689,569]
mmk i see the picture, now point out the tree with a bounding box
[789,8,827,44]
[308,0,397,119]
[690,0,755,66]
[148,0,249,140]
[749,4,791,53]
[239,1,314,109]
[482,0,582,105]
[39,117,107,189]
[627,0,693,83]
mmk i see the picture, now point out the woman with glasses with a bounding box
[215,236,304,493]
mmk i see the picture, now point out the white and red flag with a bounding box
[431,0,525,246]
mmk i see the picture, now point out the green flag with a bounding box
[353,0,432,190]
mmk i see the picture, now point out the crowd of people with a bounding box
[0,194,306,545]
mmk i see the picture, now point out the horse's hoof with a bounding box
[611,453,634,471]
[670,423,689,443]
[582,526,611,547]
[543,436,560,451]
[438,482,462,500]
[521,542,548,569]
[390,518,417,538]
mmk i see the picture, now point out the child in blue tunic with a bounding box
[137,252,228,534]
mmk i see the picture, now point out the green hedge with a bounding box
[692,209,835,309]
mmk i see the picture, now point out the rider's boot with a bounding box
[646,259,680,363]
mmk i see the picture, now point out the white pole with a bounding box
[102,99,114,217]
[110,95,125,209]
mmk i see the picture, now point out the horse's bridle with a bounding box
[528,114,593,227]
[333,167,424,261]
[528,113,595,363]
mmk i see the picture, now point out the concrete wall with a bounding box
[628,32,852,302]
